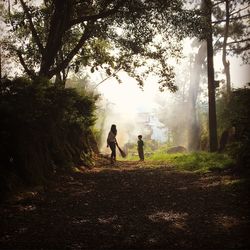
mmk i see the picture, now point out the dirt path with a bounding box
[0,161,249,250]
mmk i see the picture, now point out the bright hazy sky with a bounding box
[92,40,250,148]
[93,41,250,116]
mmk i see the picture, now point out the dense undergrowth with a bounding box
[0,77,97,198]
[217,88,250,168]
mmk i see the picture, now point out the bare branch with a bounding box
[230,5,250,17]
[230,44,250,53]
[213,34,223,47]
[227,38,250,45]
[212,0,234,8]
[212,0,225,7]
[94,68,121,89]
[15,48,36,78]
[212,13,250,25]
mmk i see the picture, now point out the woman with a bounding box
[107,124,117,164]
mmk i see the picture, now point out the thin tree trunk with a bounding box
[205,0,218,152]
[0,45,2,79]
[222,0,231,96]
[188,42,207,151]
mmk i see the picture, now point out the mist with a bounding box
[95,73,168,153]
[91,38,250,154]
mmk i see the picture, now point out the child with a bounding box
[137,135,144,161]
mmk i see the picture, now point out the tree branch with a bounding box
[227,38,250,45]
[19,0,44,55]
[94,68,121,89]
[212,13,250,24]
[48,23,93,78]
[69,1,124,27]
[230,5,250,17]
[212,0,225,7]
[212,0,234,8]
[15,48,36,78]
[213,34,223,47]
[231,44,250,53]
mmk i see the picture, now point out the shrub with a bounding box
[219,88,250,168]
[0,77,97,194]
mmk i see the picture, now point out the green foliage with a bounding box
[221,178,249,193]
[2,0,202,90]
[217,88,250,167]
[149,151,234,173]
[0,77,96,193]
[120,144,234,173]
[121,140,165,161]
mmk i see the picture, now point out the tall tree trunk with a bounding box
[222,0,231,96]
[205,0,218,152]
[0,45,2,79]
[188,41,207,151]
[39,0,72,77]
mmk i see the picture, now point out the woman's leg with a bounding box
[110,142,116,162]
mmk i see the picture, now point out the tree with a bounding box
[218,87,250,167]
[213,0,250,95]
[187,41,207,151]
[2,0,201,90]
[0,1,11,79]
[185,0,218,152]
[204,0,218,152]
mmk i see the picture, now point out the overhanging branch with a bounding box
[48,23,93,78]
[15,48,36,78]
[213,13,250,25]
[227,38,250,45]
[230,5,250,16]
[94,68,122,89]
[69,1,124,27]
[19,0,44,56]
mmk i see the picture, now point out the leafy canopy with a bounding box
[3,0,202,91]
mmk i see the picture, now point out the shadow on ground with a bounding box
[0,162,249,249]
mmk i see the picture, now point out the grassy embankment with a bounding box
[119,146,235,173]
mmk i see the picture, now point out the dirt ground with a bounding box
[0,160,249,250]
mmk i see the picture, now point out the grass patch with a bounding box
[152,151,235,172]
[150,151,235,173]
[221,178,250,192]
[119,150,235,173]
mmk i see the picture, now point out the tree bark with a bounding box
[205,0,218,152]
[188,42,207,151]
[0,45,2,79]
[222,0,231,96]
[39,0,72,77]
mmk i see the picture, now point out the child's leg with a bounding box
[138,148,144,161]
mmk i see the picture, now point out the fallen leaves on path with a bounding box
[0,161,249,249]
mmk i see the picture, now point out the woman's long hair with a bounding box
[110,124,117,136]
